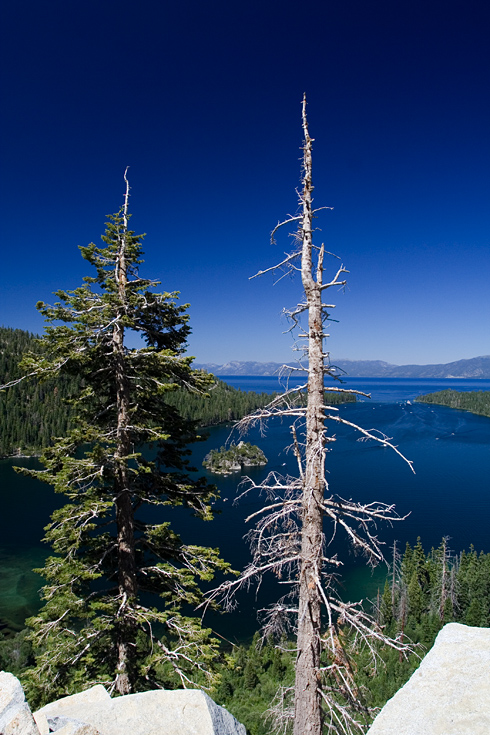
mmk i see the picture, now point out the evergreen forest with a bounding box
[416,388,490,417]
[0,326,274,457]
[0,327,78,457]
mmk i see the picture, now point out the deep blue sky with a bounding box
[1,0,489,365]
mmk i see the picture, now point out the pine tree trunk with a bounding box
[293,97,324,735]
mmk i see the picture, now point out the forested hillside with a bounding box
[0,327,274,457]
[416,389,490,418]
[166,380,276,425]
[167,380,354,425]
[0,327,77,457]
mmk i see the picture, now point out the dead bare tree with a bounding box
[204,96,414,735]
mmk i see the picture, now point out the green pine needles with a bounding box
[19,175,230,704]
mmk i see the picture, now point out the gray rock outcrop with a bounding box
[0,671,39,735]
[0,673,245,735]
[35,687,245,735]
[45,717,101,735]
[33,686,109,733]
[367,622,490,735]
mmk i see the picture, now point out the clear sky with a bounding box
[1,0,489,366]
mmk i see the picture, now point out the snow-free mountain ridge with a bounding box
[195,356,490,379]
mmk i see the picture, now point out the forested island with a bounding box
[203,441,267,474]
[416,389,490,418]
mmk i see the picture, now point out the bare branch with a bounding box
[326,413,415,473]
[250,250,301,280]
[270,215,303,243]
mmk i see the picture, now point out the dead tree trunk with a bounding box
[204,95,414,735]
[113,171,138,695]
[293,97,325,735]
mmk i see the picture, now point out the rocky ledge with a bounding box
[367,623,490,735]
[0,673,246,735]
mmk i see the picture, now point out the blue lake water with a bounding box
[1,377,489,641]
[221,375,490,402]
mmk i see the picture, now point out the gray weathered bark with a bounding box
[293,96,324,735]
[113,171,137,695]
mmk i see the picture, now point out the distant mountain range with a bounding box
[195,356,490,379]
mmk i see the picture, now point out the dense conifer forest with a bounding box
[167,382,355,427]
[416,389,490,417]
[166,380,276,426]
[0,327,78,457]
[0,327,273,457]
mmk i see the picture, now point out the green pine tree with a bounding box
[400,542,414,586]
[19,175,230,705]
[380,579,393,626]
[407,571,425,623]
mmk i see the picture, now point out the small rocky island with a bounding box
[203,441,267,475]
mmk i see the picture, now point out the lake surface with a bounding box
[1,377,489,641]
[221,375,490,402]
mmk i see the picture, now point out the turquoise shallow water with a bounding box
[1,378,489,640]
